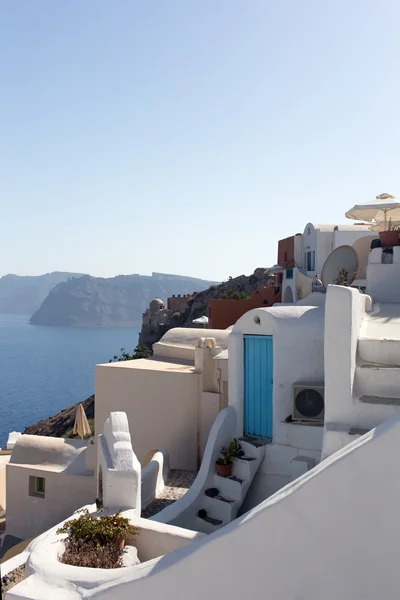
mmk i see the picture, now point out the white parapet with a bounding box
[369,247,382,264]
[6,432,21,450]
[98,412,141,514]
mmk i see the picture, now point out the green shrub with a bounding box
[57,508,139,547]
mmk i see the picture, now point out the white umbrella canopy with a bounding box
[264,264,284,274]
[192,315,209,325]
[73,403,92,439]
[345,193,400,228]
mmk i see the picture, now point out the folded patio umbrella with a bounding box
[73,403,92,439]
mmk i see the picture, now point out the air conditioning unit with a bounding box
[293,385,324,422]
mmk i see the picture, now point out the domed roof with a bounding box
[150,298,164,312]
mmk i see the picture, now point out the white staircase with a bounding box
[356,303,400,404]
[195,439,265,534]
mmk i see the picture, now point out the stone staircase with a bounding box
[195,439,265,534]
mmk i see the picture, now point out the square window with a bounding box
[29,476,45,498]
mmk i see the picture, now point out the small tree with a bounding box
[110,345,152,362]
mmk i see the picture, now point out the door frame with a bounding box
[243,334,273,441]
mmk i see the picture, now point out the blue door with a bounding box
[244,335,273,440]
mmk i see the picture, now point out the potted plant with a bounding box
[216,438,243,477]
[56,508,139,568]
[379,219,400,247]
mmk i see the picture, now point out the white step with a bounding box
[232,456,260,480]
[195,515,225,534]
[358,338,400,367]
[358,304,400,366]
[359,395,400,406]
[355,364,400,398]
[238,439,265,460]
[214,474,243,501]
[203,495,239,522]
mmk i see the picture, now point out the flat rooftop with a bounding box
[99,357,195,373]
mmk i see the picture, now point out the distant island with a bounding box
[0,272,83,315]
[29,272,218,326]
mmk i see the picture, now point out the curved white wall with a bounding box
[151,407,237,529]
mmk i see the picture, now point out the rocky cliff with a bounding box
[30,272,218,326]
[0,272,83,315]
[23,395,95,437]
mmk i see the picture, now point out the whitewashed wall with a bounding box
[95,362,200,470]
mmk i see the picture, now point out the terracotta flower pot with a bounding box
[216,462,232,477]
[379,230,399,247]
[115,535,125,550]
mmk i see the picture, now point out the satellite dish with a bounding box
[352,235,379,279]
[321,245,358,288]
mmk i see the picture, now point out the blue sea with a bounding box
[0,314,140,448]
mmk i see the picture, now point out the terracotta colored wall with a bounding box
[167,296,190,313]
[208,287,281,330]
[278,236,295,268]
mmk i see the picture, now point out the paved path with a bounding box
[141,469,196,518]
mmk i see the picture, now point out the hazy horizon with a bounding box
[0,269,220,280]
[2,1,399,281]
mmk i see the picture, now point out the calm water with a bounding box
[0,314,140,448]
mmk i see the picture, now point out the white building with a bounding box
[282,222,377,303]
[7,223,400,599]
[300,222,373,276]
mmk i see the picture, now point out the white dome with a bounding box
[150,298,164,312]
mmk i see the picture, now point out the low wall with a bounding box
[141,451,169,509]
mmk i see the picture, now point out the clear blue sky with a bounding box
[1,1,399,281]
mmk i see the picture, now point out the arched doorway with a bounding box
[284,286,294,303]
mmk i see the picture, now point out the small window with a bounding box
[307,227,311,235]
[29,476,45,498]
